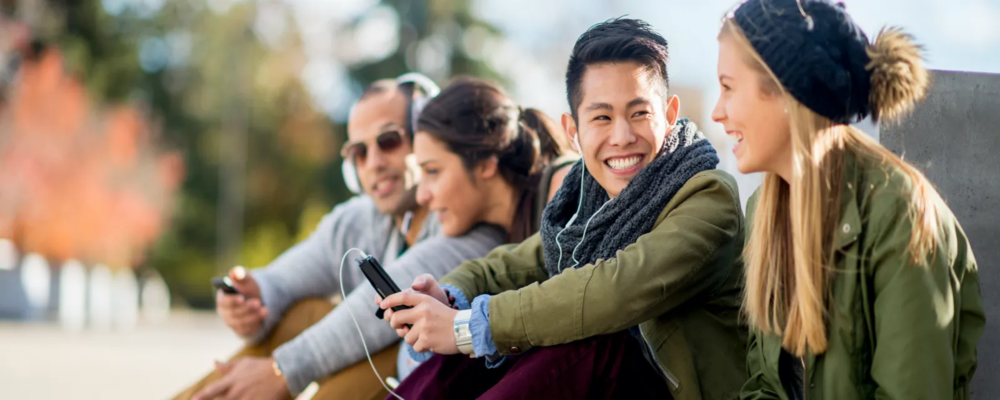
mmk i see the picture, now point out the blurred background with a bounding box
[0,0,997,398]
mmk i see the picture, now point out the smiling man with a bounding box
[176,76,507,400]
[378,18,749,400]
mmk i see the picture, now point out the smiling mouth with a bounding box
[605,155,643,171]
[371,176,400,197]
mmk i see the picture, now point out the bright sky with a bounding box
[472,0,1000,204]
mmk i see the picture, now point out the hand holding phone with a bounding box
[357,255,412,327]
[211,276,241,295]
[213,266,267,337]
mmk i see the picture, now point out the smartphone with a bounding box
[211,276,240,295]
[357,255,412,327]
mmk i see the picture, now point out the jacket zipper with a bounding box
[639,335,679,390]
[802,357,808,400]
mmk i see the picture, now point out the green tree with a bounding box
[8,0,504,308]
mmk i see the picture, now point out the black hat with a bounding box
[734,0,872,123]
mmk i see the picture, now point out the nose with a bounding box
[416,179,432,206]
[711,95,726,123]
[363,143,390,172]
[608,118,636,148]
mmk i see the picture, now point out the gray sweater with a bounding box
[250,196,506,394]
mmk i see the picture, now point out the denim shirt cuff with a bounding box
[471,294,504,367]
[405,342,434,362]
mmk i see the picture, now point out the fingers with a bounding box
[396,327,409,337]
[404,326,421,350]
[193,373,232,400]
[221,298,263,324]
[230,266,247,281]
[388,308,417,330]
[229,266,261,298]
[383,307,394,322]
[373,293,384,306]
[380,290,422,310]
[410,274,435,292]
[214,360,233,374]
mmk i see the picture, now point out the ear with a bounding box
[561,113,580,154]
[665,95,680,128]
[476,155,500,179]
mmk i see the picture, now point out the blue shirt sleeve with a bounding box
[471,294,506,368]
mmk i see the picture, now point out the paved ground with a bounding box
[0,311,243,399]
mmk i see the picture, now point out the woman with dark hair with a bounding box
[413,76,573,245]
[393,76,577,379]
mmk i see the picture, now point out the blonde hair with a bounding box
[721,20,941,356]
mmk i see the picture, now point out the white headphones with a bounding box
[342,72,441,195]
[554,132,613,272]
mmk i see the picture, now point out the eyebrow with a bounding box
[379,122,402,131]
[418,159,436,167]
[719,74,734,81]
[584,102,613,112]
[626,97,652,109]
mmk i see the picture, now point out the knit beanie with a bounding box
[733,0,930,123]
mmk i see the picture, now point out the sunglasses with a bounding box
[341,129,407,164]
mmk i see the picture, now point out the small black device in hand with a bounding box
[211,276,240,295]
[357,255,412,327]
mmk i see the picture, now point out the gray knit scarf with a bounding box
[540,119,719,277]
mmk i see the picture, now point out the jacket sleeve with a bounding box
[868,194,976,400]
[439,232,550,300]
[740,330,781,400]
[487,173,742,354]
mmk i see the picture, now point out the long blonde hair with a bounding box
[721,20,941,356]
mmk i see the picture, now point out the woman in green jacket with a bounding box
[711,0,985,399]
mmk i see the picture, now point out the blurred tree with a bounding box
[2,0,503,308]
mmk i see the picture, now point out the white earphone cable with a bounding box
[338,248,405,400]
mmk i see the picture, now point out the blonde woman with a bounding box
[711,0,985,399]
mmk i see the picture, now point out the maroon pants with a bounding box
[389,331,670,400]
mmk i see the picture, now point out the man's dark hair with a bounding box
[565,18,670,119]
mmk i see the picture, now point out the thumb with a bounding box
[229,266,261,299]
[214,359,233,375]
[411,274,435,292]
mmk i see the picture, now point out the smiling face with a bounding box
[711,34,792,178]
[564,61,678,198]
[413,133,491,237]
[345,88,412,214]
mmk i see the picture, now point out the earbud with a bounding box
[573,134,582,153]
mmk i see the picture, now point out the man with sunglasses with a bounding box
[177,76,506,400]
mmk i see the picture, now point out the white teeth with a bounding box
[606,156,642,170]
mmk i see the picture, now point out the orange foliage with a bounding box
[0,49,184,268]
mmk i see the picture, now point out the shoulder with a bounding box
[672,169,742,211]
[319,195,386,236]
[854,152,949,233]
[657,169,743,232]
[400,224,507,264]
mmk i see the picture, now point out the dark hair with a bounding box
[565,18,670,119]
[417,77,566,242]
[357,78,432,141]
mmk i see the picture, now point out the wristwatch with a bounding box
[453,309,476,357]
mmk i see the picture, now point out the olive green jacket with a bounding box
[441,169,748,400]
[741,151,985,400]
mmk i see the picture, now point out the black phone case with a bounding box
[211,276,240,295]
[358,255,412,327]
